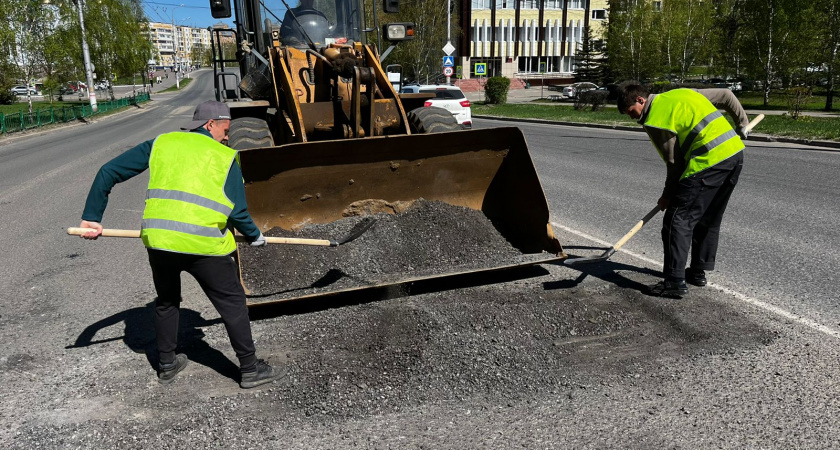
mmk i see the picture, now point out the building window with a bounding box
[472,0,490,8]
[591,9,606,20]
[653,1,662,11]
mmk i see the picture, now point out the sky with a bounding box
[142,0,235,29]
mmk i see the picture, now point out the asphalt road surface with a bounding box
[1,72,838,448]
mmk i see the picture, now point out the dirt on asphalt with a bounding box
[0,201,779,448]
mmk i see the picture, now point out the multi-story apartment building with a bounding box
[146,22,213,70]
[458,0,609,81]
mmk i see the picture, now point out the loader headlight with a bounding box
[384,23,415,41]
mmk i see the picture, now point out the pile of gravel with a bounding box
[239,200,540,298]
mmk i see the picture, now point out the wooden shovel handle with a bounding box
[611,206,661,252]
[743,114,764,135]
[67,227,334,246]
[67,227,140,238]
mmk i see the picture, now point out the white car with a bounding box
[413,85,472,128]
[562,82,599,98]
[10,85,37,95]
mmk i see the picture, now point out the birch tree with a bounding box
[655,0,714,80]
[605,0,660,82]
[737,0,806,105]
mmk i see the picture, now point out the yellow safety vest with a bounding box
[140,132,238,256]
[643,89,744,179]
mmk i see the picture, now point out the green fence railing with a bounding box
[0,91,151,135]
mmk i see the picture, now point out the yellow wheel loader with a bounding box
[207,0,565,305]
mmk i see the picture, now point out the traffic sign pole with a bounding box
[446,0,451,84]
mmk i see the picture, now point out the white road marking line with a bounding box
[551,221,840,340]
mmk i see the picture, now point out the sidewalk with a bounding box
[146,68,203,94]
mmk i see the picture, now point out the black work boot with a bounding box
[686,268,707,287]
[240,360,279,389]
[647,279,688,299]
[158,354,189,385]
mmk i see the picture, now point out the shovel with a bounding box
[563,114,764,266]
[563,206,660,266]
[67,217,377,247]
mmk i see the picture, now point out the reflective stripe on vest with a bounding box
[147,189,233,217]
[140,132,238,256]
[643,89,744,179]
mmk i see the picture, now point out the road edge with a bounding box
[474,114,840,152]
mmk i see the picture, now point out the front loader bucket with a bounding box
[238,127,564,303]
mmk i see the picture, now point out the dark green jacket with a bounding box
[81,128,261,242]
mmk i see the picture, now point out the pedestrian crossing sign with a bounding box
[475,63,487,76]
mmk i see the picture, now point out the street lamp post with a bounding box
[170,4,184,89]
[72,0,97,112]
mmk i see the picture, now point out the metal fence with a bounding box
[0,92,151,135]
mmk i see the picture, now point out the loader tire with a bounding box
[406,106,461,133]
[228,117,273,150]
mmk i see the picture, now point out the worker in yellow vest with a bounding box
[78,101,278,388]
[618,84,750,298]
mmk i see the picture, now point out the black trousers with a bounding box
[662,152,744,280]
[147,249,257,370]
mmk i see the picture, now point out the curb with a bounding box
[473,114,840,152]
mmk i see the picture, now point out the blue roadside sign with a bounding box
[443,56,454,67]
[475,63,487,76]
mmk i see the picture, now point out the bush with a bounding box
[0,90,15,105]
[786,87,812,119]
[574,90,609,111]
[485,76,510,104]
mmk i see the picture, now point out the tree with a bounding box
[574,26,602,83]
[7,0,56,112]
[82,0,153,99]
[191,44,210,68]
[380,0,460,84]
[811,0,840,110]
[605,0,661,82]
[655,0,714,81]
[708,0,746,80]
[737,0,811,105]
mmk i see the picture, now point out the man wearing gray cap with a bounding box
[78,100,278,389]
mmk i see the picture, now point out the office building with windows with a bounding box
[458,0,609,81]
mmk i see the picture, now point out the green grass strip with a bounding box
[473,103,840,142]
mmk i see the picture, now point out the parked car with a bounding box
[94,81,110,90]
[67,81,87,91]
[597,83,620,101]
[562,82,599,98]
[704,78,743,92]
[10,85,37,95]
[411,84,472,128]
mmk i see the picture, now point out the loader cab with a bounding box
[276,0,348,49]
